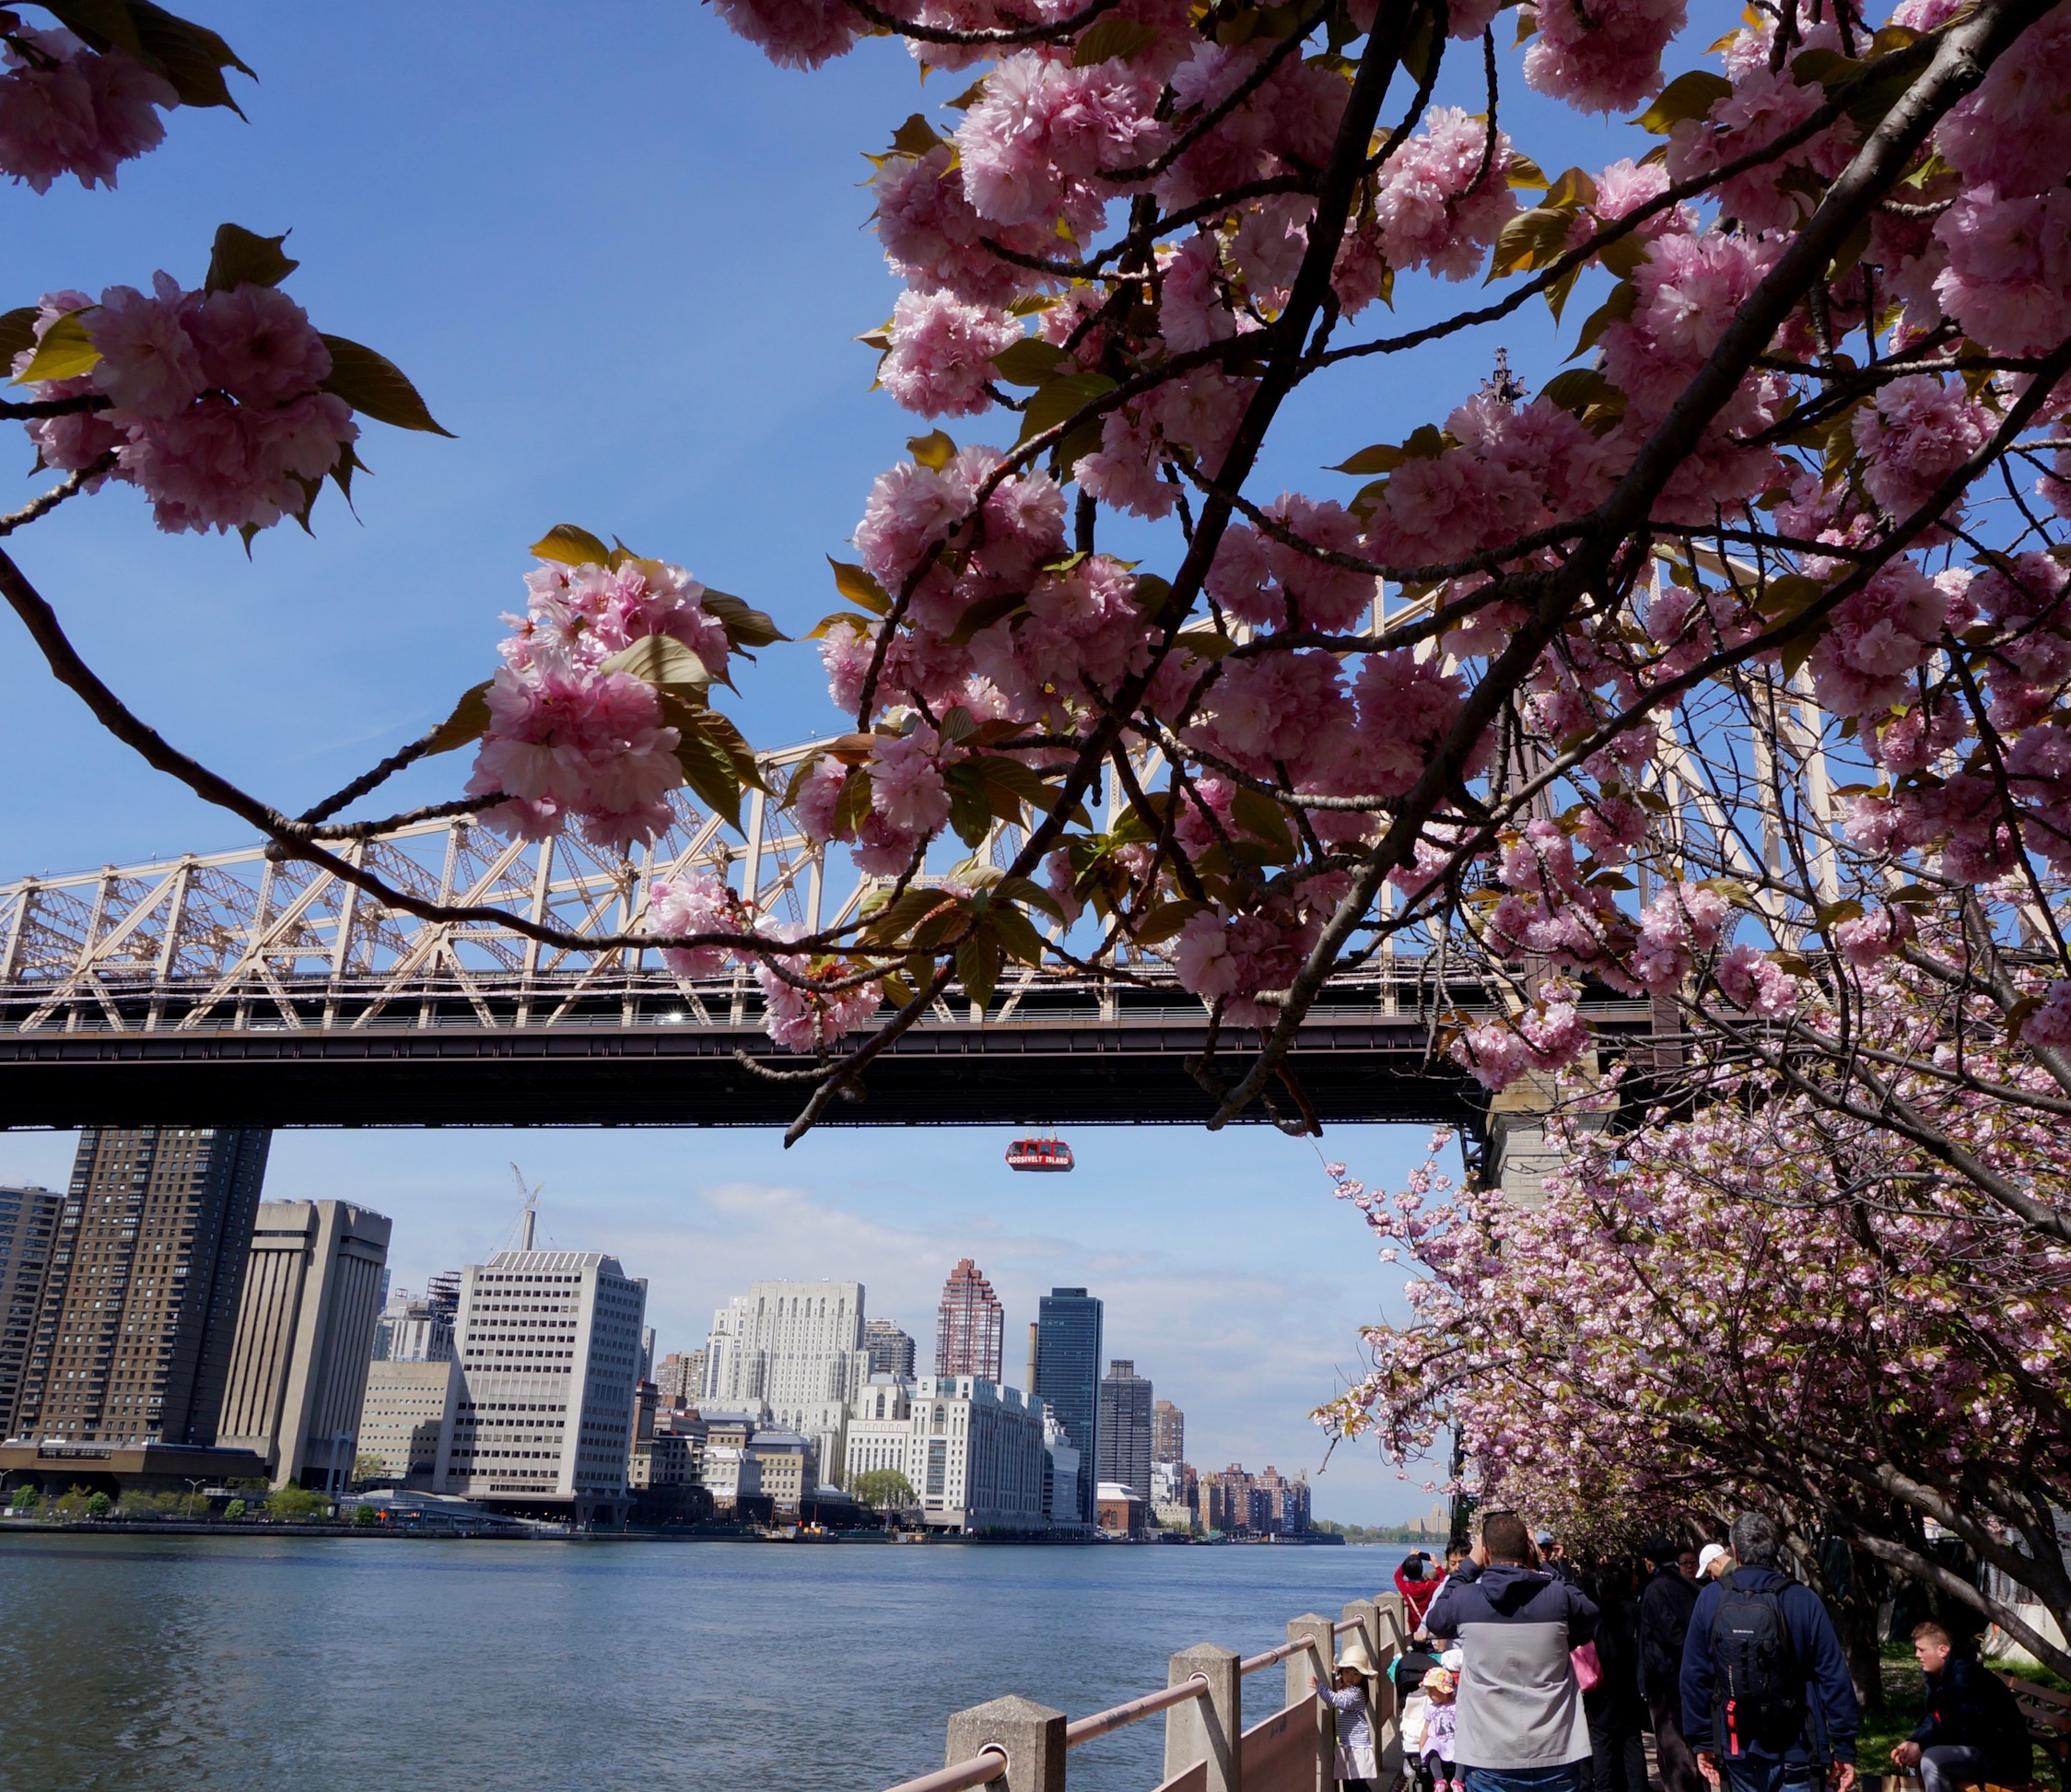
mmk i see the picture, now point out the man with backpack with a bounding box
[1680,1514,1860,1792]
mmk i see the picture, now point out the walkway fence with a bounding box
[883,1589,1413,1792]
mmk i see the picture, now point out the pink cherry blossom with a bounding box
[649,873,749,978]
[1523,0,1686,113]
[0,26,175,193]
[709,0,863,70]
[880,290,1022,416]
[1714,943,1797,1018]
[1373,108,1517,282]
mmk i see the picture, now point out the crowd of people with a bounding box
[1317,1511,2035,1792]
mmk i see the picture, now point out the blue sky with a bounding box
[0,2,1662,1519]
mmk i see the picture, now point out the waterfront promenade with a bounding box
[0,1535,1396,1790]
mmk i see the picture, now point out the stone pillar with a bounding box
[1164,1644,1242,1792]
[1286,1612,1335,1792]
[944,1695,1065,1792]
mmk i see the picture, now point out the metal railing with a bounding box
[880,1588,1410,1792]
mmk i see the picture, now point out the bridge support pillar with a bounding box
[944,1694,1064,1792]
[1286,1613,1335,1792]
[1482,1069,1604,1206]
[1164,1643,1242,1792]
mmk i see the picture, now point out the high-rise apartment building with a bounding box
[1097,1359,1153,1503]
[862,1318,916,1379]
[703,1280,870,1478]
[1033,1286,1103,1528]
[216,1200,392,1490]
[12,1128,271,1445]
[356,1358,458,1484]
[0,1185,61,1439]
[934,1259,1003,1383]
[654,1349,705,1406]
[1153,1398,1185,1467]
[441,1247,648,1523]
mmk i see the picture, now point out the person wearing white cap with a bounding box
[1697,1544,1730,1580]
[1323,1638,1383,1790]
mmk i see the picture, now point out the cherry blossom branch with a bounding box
[0,454,116,537]
[840,0,1124,49]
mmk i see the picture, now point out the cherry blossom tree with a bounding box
[1316,1096,2071,1676]
[9,0,2071,1147]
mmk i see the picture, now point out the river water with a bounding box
[0,1533,1394,1790]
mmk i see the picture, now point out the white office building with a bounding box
[841,1375,1048,1534]
[1045,1412,1086,1533]
[703,1281,871,1484]
[437,1247,648,1525]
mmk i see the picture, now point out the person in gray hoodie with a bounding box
[1425,1512,1602,1792]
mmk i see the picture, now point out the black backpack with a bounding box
[1709,1577,1809,1758]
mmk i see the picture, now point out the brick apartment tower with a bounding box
[12,1129,271,1446]
[933,1258,1004,1385]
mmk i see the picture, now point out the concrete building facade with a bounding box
[0,1184,61,1439]
[840,1375,1047,1534]
[702,1280,869,1482]
[217,1200,392,1490]
[11,1128,272,1446]
[1097,1359,1154,1503]
[439,1247,648,1524]
[371,1287,455,1364]
[357,1358,458,1484]
[1033,1287,1103,1529]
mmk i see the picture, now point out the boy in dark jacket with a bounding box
[1679,1514,1860,1792]
[1889,1622,2033,1792]
[1426,1512,1601,1792]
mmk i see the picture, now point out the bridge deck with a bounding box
[0,972,1655,1130]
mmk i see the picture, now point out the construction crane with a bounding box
[503,1163,543,1252]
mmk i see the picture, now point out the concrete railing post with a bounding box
[944,1695,1066,1792]
[1286,1613,1335,1792]
[1164,1644,1242,1792]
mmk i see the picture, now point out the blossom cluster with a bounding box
[12,275,357,533]
[0,17,174,193]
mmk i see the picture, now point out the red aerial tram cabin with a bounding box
[1005,1137,1073,1172]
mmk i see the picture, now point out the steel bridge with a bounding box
[0,737,1658,1134]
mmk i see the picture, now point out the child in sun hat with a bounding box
[1322,1637,1382,1790]
[1423,1661,1463,1792]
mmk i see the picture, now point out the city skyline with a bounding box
[0,1119,1444,1525]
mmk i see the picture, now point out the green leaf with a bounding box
[1330,442,1407,475]
[205,223,298,294]
[1175,627,1239,660]
[318,334,452,436]
[1133,897,1207,944]
[992,874,1066,923]
[939,704,979,745]
[947,588,1028,646]
[944,76,989,111]
[42,1,146,58]
[1072,15,1162,63]
[1544,166,1599,211]
[834,766,873,837]
[889,112,944,156]
[1488,206,1576,282]
[955,928,1000,1009]
[1539,368,1623,424]
[681,702,769,793]
[1399,423,1449,460]
[991,336,1067,388]
[828,557,895,615]
[908,428,957,469]
[10,313,99,385]
[601,634,713,689]
[423,681,493,755]
[1016,370,1117,446]
[1571,281,1637,358]
[805,611,873,641]
[0,307,39,369]
[701,588,788,649]
[1634,70,1731,134]
[989,900,1047,966]
[972,754,1061,814]
[1814,898,1865,929]
[944,762,995,848]
[123,1,255,112]
[1230,787,1294,853]
[532,523,615,568]
[673,727,743,831]
[1506,153,1550,191]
